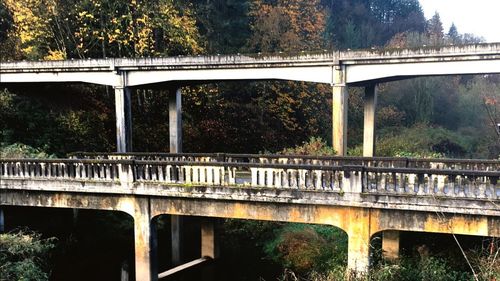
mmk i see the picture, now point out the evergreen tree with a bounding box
[447,23,461,44]
[427,12,444,46]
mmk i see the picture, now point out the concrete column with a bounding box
[133,200,157,281]
[382,230,400,261]
[363,84,377,157]
[169,88,182,153]
[169,87,183,265]
[201,219,219,259]
[347,231,370,274]
[0,208,4,233]
[332,85,348,156]
[346,209,371,274]
[171,216,183,266]
[115,87,133,152]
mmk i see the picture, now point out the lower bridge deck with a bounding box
[1,153,499,280]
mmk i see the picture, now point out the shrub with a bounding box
[264,224,347,274]
[0,143,55,158]
[280,137,336,156]
[0,230,56,281]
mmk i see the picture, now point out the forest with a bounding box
[0,0,499,280]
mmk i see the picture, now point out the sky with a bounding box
[419,0,500,42]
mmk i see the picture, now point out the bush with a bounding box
[280,137,336,156]
[0,230,56,281]
[264,224,347,274]
[374,125,474,158]
[0,143,55,158]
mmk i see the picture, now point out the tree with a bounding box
[427,12,444,46]
[0,230,56,281]
[191,0,251,54]
[73,0,202,58]
[447,23,461,44]
[247,0,327,53]
[0,1,13,43]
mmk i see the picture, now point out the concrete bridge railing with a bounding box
[2,157,499,200]
[70,152,500,170]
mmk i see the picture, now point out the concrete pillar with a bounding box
[363,84,377,157]
[120,261,129,281]
[171,216,183,266]
[332,85,348,156]
[382,230,400,261]
[133,199,157,281]
[115,86,133,152]
[169,87,183,266]
[347,232,370,274]
[169,88,182,153]
[346,209,371,274]
[0,208,4,233]
[201,219,218,259]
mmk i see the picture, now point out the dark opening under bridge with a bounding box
[1,43,500,280]
[1,154,499,280]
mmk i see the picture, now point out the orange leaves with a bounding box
[248,0,327,53]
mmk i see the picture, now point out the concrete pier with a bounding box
[363,84,377,157]
[114,86,133,152]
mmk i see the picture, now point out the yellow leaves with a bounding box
[44,49,66,60]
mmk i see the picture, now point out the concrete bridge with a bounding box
[1,44,500,280]
[1,153,499,280]
[1,43,500,155]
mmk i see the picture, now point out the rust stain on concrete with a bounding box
[424,215,489,236]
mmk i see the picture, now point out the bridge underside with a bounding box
[1,186,499,281]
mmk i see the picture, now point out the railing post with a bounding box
[110,156,135,188]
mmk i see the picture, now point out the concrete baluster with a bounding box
[315,170,322,190]
[257,168,266,186]
[408,174,416,194]
[436,175,446,196]
[193,166,200,183]
[473,177,485,198]
[228,167,236,185]
[298,170,307,189]
[250,168,258,186]
[206,167,213,185]
[185,166,192,184]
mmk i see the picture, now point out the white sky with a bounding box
[419,0,500,42]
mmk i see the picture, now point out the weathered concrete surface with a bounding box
[114,86,133,152]
[363,85,377,157]
[1,43,500,87]
[201,219,218,259]
[382,230,400,261]
[1,174,499,276]
[332,83,348,156]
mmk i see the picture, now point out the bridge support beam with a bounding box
[346,209,371,274]
[114,86,133,152]
[201,219,218,259]
[169,87,183,265]
[382,230,400,261]
[363,84,377,157]
[132,199,158,281]
[332,85,348,156]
